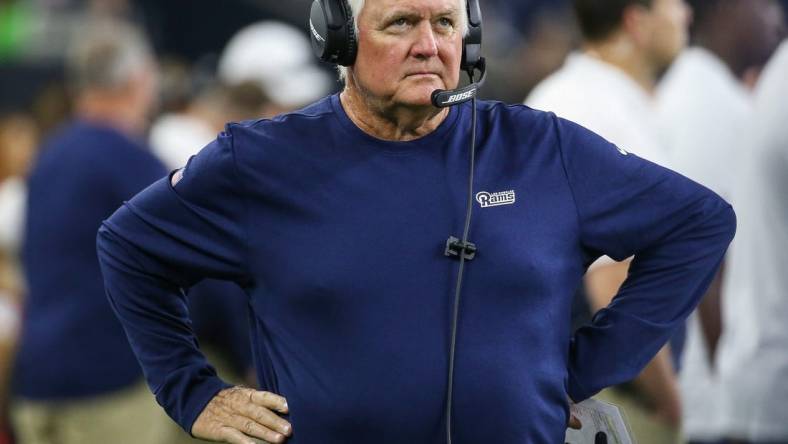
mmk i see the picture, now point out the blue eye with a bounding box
[438,17,453,27]
[392,18,408,27]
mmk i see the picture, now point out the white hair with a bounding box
[66,20,153,93]
[338,0,470,83]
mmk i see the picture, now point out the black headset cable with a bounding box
[445,69,479,444]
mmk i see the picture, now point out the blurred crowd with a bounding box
[0,0,787,443]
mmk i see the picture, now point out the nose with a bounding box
[411,21,438,59]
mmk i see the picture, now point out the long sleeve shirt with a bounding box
[97,95,735,443]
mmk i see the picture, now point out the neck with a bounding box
[584,35,658,94]
[340,79,448,142]
[189,101,227,133]
[695,32,744,80]
[74,92,145,136]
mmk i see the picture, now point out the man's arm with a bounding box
[585,262,681,427]
[97,129,291,443]
[696,263,724,365]
[553,116,736,402]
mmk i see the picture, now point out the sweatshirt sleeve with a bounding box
[553,116,737,402]
[96,128,249,433]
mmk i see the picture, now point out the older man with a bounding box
[97,0,735,443]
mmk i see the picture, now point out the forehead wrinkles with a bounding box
[362,0,462,26]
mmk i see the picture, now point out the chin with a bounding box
[396,83,444,107]
[399,94,435,108]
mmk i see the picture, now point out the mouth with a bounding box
[406,72,440,78]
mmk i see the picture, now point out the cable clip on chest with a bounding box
[444,236,477,261]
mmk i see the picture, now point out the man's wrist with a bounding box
[183,377,232,436]
[153,367,232,435]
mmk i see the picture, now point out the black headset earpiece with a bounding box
[309,0,357,66]
[462,0,483,73]
[309,0,482,72]
[433,0,486,108]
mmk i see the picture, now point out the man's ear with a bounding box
[621,3,651,45]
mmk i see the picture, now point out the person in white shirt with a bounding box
[217,21,334,116]
[655,2,786,442]
[150,81,272,171]
[714,39,788,444]
[151,20,334,172]
[526,1,691,442]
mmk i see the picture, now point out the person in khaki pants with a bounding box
[11,382,175,444]
[0,258,20,444]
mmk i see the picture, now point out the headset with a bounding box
[308,0,487,105]
[308,2,485,443]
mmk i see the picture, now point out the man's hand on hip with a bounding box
[192,386,292,444]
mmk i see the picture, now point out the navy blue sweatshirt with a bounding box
[97,95,735,443]
[16,121,166,399]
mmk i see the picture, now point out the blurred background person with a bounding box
[476,0,578,102]
[0,113,37,259]
[217,20,334,116]
[0,290,17,444]
[655,1,786,443]
[150,79,272,170]
[8,20,180,444]
[0,287,17,444]
[526,0,692,442]
[0,111,38,444]
[151,19,333,169]
[714,38,788,444]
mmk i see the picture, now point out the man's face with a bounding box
[124,59,160,131]
[351,0,464,108]
[641,0,691,70]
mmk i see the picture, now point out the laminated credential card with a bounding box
[564,398,634,444]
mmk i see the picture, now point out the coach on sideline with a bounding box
[96,0,736,443]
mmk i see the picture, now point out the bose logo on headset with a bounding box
[309,19,325,43]
[445,90,476,104]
